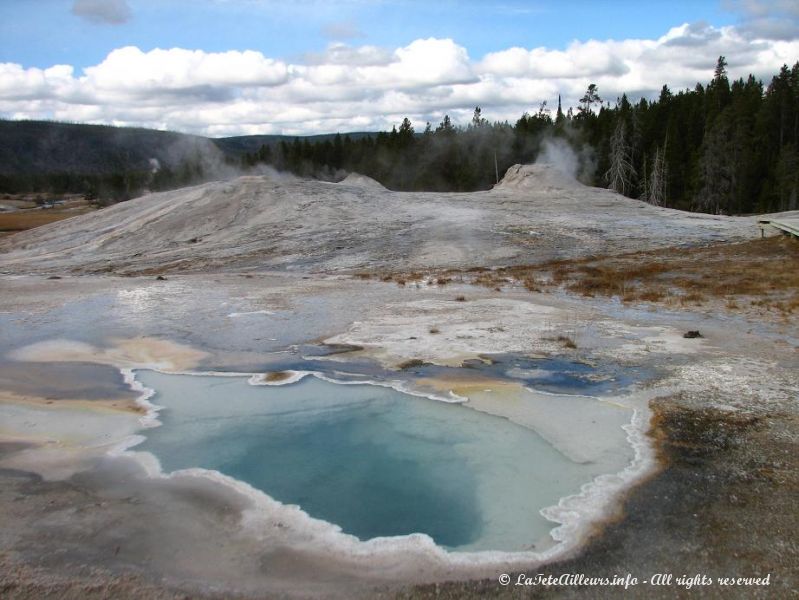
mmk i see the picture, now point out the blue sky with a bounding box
[0,1,796,136]
[0,0,736,69]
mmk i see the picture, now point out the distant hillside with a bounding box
[0,120,219,176]
[214,132,374,156]
[0,120,377,173]
[0,120,378,199]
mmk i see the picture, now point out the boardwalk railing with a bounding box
[757,218,799,239]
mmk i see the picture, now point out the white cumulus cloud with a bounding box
[0,22,797,136]
[725,0,799,40]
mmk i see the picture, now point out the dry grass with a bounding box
[680,291,706,305]
[264,371,291,382]
[397,359,428,369]
[351,237,799,316]
[543,334,578,349]
[638,288,667,302]
[522,276,542,293]
[469,237,799,314]
[473,273,502,288]
[557,335,577,349]
[0,208,94,232]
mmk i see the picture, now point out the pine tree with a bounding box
[578,83,602,119]
[436,115,455,134]
[697,116,735,213]
[471,106,487,128]
[398,118,414,144]
[775,143,799,211]
[556,95,565,124]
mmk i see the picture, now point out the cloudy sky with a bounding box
[0,0,797,137]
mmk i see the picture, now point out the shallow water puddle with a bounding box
[135,370,635,552]
[419,354,654,396]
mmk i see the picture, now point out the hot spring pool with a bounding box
[134,370,635,553]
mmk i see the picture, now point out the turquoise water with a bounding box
[136,371,634,552]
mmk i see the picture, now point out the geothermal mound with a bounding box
[0,172,756,276]
[338,173,387,191]
[495,163,584,192]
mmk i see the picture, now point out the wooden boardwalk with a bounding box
[758,218,799,238]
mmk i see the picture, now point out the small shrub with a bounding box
[398,359,427,369]
[557,335,577,349]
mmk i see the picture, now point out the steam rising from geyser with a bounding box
[535,138,596,184]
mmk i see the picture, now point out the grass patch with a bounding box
[522,277,542,292]
[397,359,428,369]
[352,237,799,317]
[557,335,577,349]
[639,288,667,302]
[543,335,578,349]
[452,237,799,314]
[680,291,706,305]
[264,371,291,382]
[0,208,94,232]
